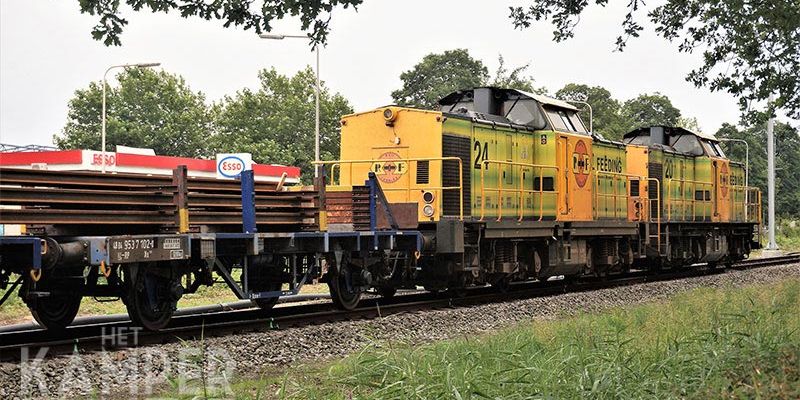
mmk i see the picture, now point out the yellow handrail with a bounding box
[727,185,761,223]
[313,157,464,220]
[647,178,662,251]
[593,171,649,220]
[479,159,559,222]
[665,179,715,222]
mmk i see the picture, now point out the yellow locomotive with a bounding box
[318,87,761,296]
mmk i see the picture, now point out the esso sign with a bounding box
[216,153,252,179]
[91,153,116,166]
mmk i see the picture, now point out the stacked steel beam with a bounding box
[0,167,318,234]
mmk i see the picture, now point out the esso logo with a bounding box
[217,156,245,178]
[91,153,116,166]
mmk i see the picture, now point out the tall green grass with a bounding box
[269,280,800,399]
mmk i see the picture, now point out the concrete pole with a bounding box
[314,45,320,178]
[766,99,779,250]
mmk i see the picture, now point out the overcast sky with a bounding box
[1,0,796,148]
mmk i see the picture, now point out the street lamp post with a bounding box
[259,33,321,178]
[719,138,749,220]
[102,62,161,173]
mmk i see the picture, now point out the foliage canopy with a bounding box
[54,67,212,157]
[509,0,800,122]
[211,67,353,180]
[77,0,362,46]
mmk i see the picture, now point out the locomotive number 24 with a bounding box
[473,140,489,169]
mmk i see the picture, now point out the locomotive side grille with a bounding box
[648,162,663,218]
[630,179,640,197]
[442,134,471,216]
[416,160,430,184]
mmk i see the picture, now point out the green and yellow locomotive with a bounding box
[0,87,763,329]
[319,87,761,301]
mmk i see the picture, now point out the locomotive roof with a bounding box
[624,125,719,142]
[438,87,579,111]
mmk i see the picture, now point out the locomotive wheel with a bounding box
[328,262,362,310]
[29,292,82,330]
[124,266,177,331]
[490,275,512,293]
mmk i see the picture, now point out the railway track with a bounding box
[1,253,798,362]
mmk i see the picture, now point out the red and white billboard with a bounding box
[0,149,301,184]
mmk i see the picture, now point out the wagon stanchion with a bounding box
[238,169,257,234]
[172,165,189,233]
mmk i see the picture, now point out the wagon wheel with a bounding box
[328,260,362,310]
[27,269,83,330]
[376,286,397,298]
[124,264,178,331]
[245,259,283,311]
[251,282,282,310]
[29,292,82,331]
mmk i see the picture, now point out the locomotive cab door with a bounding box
[712,158,730,222]
[557,134,593,221]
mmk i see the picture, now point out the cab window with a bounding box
[503,99,547,128]
[710,141,726,157]
[546,108,569,131]
[543,106,587,133]
[670,134,704,156]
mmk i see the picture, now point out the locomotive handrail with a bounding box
[314,157,464,220]
[479,160,559,222]
[647,177,662,252]
[728,185,762,224]
[593,171,650,220]
[666,179,715,222]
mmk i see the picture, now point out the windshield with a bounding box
[670,134,704,156]
[502,99,547,128]
[543,106,587,133]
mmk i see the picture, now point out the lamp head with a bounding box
[259,34,286,40]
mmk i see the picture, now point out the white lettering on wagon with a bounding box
[111,239,155,251]
[163,238,182,250]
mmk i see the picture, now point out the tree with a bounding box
[555,83,626,139]
[77,0,362,46]
[391,49,489,109]
[78,1,798,121]
[212,67,353,180]
[620,93,681,133]
[509,1,800,122]
[676,116,703,133]
[391,50,547,109]
[490,55,547,95]
[54,68,212,157]
[716,122,800,218]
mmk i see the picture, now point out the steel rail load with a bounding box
[0,86,763,331]
[0,167,422,330]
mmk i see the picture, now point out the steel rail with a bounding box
[1,254,797,361]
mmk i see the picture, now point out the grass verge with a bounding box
[213,279,800,399]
